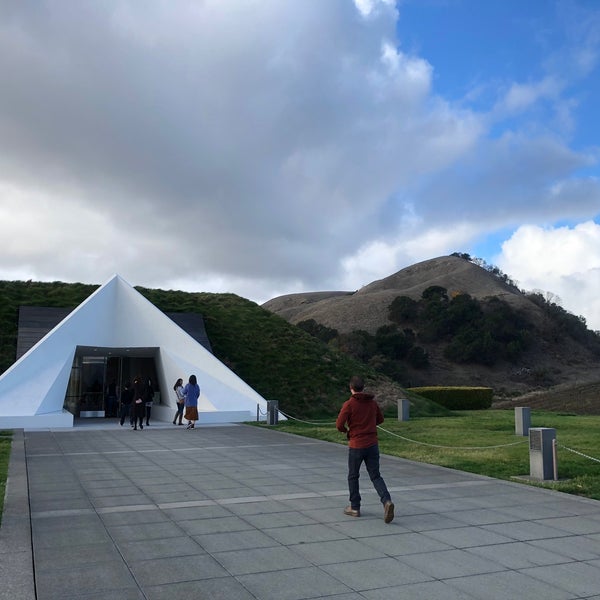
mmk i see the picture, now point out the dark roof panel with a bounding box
[16,306,212,359]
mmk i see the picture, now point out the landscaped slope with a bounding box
[0,281,420,418]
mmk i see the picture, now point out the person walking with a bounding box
[131,375,146,430]
[119,381,134,426]
[183,374,200,429]
[144,377,154,426]
[336,375,394,523]
[106,380,118,418]
[172,378,185,425]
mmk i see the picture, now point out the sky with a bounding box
[1,0,599,330]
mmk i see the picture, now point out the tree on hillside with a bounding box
[389,295,418,323]
[297,319,338,344]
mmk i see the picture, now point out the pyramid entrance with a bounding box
[64,347,158,418]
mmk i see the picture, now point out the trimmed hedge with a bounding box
[407,386,493,410]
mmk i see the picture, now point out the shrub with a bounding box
[389,296,418,323]
[408,386,493,410]
[406,345,429,368]
[297,319,338,344]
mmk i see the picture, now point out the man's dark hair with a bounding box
[349,375,365,392]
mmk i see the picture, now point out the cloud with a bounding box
[496,222,600,330]
[0,1,477,286]
[341,222,479,291]
[0,0,598,329]
[498,76,563,114]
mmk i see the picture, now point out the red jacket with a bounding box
[336,392,384,448]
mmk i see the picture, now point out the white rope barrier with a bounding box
[377,425,529,450]
[272,409,529,450]
[263,406,600,480]
[557,443,600,465]
[276,409,336,426]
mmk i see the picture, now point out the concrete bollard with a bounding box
[515,406,531,436]
[398,398,410,422]
[529,427,557,481]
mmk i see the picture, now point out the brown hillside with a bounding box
[494,382,600,416]
[263,255,600,400]
[263,256,531,334]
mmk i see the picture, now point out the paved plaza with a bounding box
[2,422,600,599]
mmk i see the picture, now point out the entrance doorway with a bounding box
[64,348,159,418]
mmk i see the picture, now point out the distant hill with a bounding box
[263,255,529,333]
[263,255,600,402]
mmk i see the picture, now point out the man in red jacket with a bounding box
[336,375,394,523]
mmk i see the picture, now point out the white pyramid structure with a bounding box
[0,275,272,429]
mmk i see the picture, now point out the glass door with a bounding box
[80,356,106,417]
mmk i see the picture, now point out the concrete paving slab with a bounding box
[34,540,124,571]
[180,515,255,535]
[213,545,313,575]
[528,534,600,561]
[289,538,387,565]
[321,556,432,590]
[419,524,515,548]
[522,561,600,597]
[117,535,206,562]
[35,560,138,600]
[2,422,600,599]
[481,519,578,541]
[143,577,257,600]
[444,570,576,600]
[541,514,600,535]
[128,553,229,586]
[398,547,505,579]
[236,565,353,599]
[192,528,280,553]
[463,540,574,569]
[361,580,478,599]
[360,530,453,556]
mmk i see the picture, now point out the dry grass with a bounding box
[495,381,600,415]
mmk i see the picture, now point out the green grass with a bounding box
[139,288,389,416]
[0,431,12,524]
[258,410,600,501]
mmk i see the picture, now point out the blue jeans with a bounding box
[347,444,391,510]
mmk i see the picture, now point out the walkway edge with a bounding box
[0,430,35,600]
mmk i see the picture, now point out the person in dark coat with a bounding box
[132,375,146,430]
[144,377,154,426]
[119,381,134,426]
[106,380,118,417]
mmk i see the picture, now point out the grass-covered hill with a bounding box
[0,280,444,418]
[263,255,600,399]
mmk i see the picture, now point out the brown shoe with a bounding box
[343,506,360,517]
[383,501,394,523]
